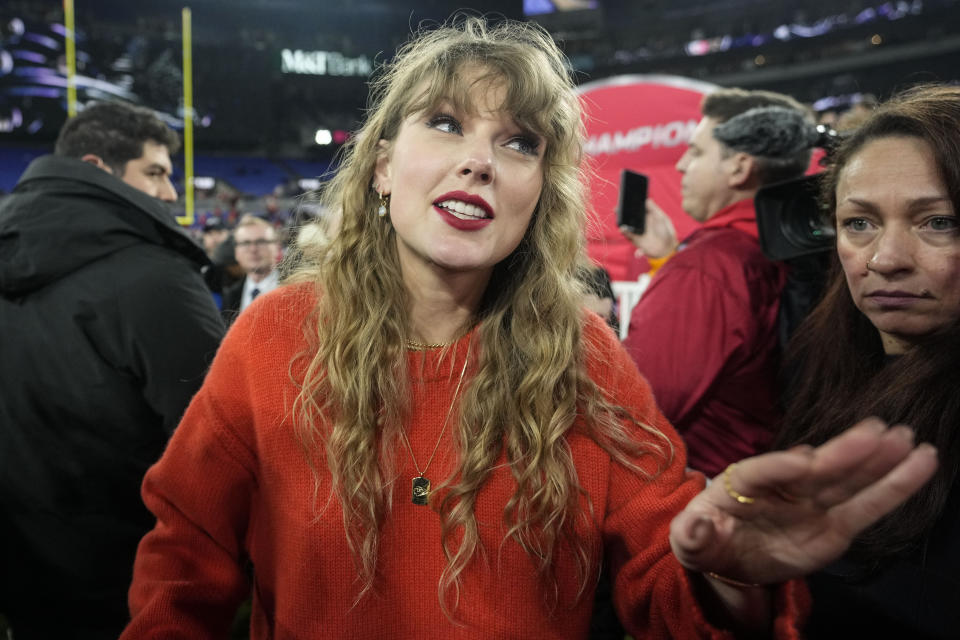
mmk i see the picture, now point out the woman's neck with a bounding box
[880,331,913,355]
[403,264,490,346]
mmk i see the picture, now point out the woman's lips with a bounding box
[865,290,931,308]
[433,191,494,231]
[434,205,492,230]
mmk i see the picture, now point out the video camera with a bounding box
[755,173,833,261]
[754,124,841,345]
[755,124,840,262]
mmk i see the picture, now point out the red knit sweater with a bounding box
[122,284,807,639]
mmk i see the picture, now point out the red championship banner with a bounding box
[577,75,717,281]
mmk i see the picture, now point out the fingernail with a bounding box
[866,418,886,433]
[894,426,915,443]
[917,442,938,458]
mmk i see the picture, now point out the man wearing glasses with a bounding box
[222,213,282,323]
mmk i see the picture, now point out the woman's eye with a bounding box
[427,114,461,135]
[842,217,872,232]
[925,216,959,232]
[505,135,540,156]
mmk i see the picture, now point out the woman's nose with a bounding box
[456,142,495,184]
[866,229,913,274]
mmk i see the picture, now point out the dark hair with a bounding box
[821,84,960,222]
[776,84,960,563]
[54,101,180,175]
[702,88,815,185]
[713,106,819,184]
[701,88,810,124]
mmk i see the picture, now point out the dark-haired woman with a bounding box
[776,84,960,639]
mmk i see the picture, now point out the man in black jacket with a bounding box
[0,102,225,638]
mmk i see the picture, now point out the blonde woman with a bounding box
[122,17,936,639]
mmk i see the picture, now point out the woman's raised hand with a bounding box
[669,417,938,586]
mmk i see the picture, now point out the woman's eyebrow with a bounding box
[840,195,951,210]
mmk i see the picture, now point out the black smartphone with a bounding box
[616,169,649,234]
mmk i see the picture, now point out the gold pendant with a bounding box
[412,476,430,505]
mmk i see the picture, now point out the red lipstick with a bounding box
[433,191,494,231]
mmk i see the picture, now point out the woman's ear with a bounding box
[373,139,392,195]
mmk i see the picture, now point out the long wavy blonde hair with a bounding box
[286,15,671,613]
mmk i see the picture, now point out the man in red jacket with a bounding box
[621,88,816,476]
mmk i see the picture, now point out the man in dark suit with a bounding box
[222,213,281,325]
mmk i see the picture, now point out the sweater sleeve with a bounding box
[583,316,807,638]
[122,299,263,639]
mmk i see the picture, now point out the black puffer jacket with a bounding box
[0,156,225,638]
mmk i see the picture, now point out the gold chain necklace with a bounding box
[406,339,453,350]
[407,324,478,351]
[398,349,470,505]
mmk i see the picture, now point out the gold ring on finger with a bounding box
[723,462,755,505]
